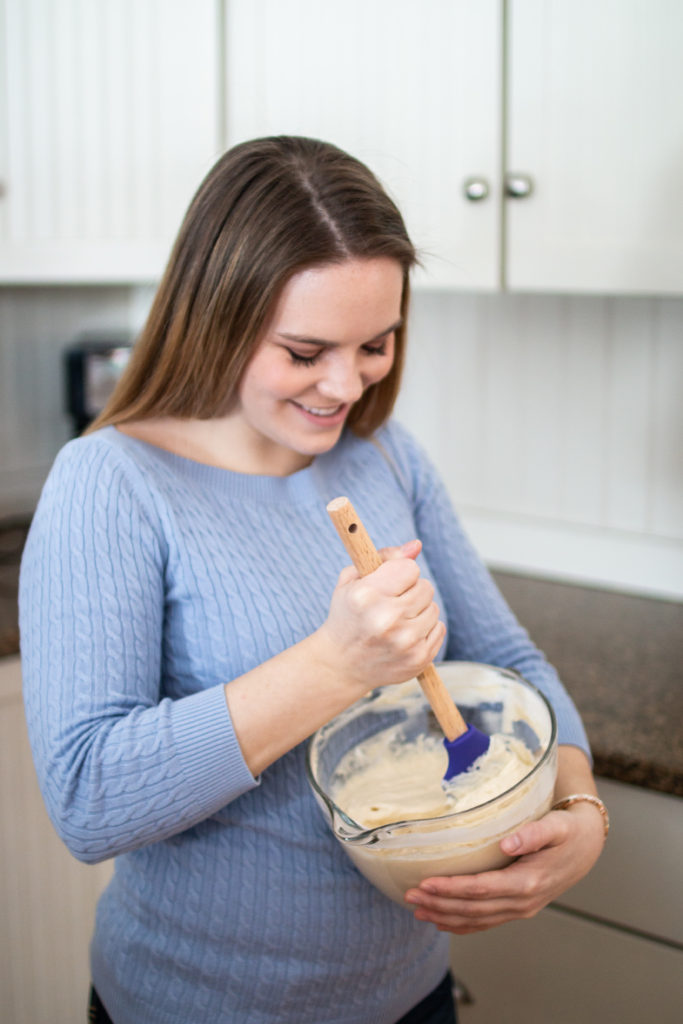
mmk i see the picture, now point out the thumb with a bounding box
[500,815,564,857]
[378,539,422,562]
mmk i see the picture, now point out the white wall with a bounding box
[1,285,682,599]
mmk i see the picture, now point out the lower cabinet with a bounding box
[0,657,113,1024]
[451,777,683,1024]
[451,905,683,1024]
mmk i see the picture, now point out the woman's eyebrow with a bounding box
[277,318,403,347]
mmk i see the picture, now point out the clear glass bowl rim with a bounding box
[305,662,558,846]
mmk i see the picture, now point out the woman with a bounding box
[20,137,607,1024]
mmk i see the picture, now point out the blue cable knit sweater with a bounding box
[19,421,589,1024]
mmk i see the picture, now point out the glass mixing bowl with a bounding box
[306,662,558,905]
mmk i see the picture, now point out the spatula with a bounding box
[327,496,490,780]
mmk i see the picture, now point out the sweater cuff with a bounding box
[170,684,259,812]
[555,716,593,764]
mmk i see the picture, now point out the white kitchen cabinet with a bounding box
[451,904,683,1024]
[0,0,220,283]
[225,0,683,295]
[555,778,683,946]
[506,0,683,294]
[224,0,503,291]
[0,656,113,1024]
[2,2,680,291]
[450,778,683,1023]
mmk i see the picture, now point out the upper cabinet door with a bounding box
[0,0,220,282]
[506,0,683,295]
[224,0,502,291]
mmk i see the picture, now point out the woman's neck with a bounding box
[115,416,313,477]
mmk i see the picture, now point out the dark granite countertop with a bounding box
[1,517,681,796]
[492,571,683,798]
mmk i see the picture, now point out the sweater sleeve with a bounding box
[380,422,591,756]
[19,439,258,864]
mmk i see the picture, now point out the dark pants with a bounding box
[396,972,458,1024]
[88,987,114,1023]
[89,973,458,1024]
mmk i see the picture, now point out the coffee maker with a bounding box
[64,333,133,435]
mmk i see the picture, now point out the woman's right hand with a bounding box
[318,539,446,695]
[225,540,445,777]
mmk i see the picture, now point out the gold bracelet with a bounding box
[551,793,610,838]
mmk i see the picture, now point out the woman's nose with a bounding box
[317,358,364,403]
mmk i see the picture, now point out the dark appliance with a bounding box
[64,333,133,435]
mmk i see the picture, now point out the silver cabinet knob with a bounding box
[462,177,490,201]
[504,173,534,198]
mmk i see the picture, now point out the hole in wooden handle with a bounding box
[348,523,358,533]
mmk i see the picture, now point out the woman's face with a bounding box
[234,257,404,475]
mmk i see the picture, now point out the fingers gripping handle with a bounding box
[326,496,468,742]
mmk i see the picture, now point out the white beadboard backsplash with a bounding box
[398,291,683,599]
[0,285,681,598]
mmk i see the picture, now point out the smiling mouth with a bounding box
[294,402,346,418]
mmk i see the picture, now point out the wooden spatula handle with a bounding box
[416,663,466,741]
[326,496,467,741]
[326,496,384,575]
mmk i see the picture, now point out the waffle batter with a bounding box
[332,730,536,829]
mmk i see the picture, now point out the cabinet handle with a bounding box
[462,177,490,202]
[453,976,475,1006]
[504,173,534,199]
[0,181,6,199]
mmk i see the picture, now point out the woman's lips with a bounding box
[292,401,349,427]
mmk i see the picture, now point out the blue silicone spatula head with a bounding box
[417,663,491,780]
[326,497,491,782]
[443,723,491,781]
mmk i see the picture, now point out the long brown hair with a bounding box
[89,136,417,437]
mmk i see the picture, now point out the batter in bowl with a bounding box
[332,729,537,829]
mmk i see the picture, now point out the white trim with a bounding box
[461,507,683,601]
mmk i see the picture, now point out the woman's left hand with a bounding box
[404,794,606,934]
